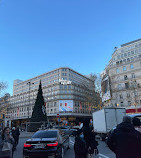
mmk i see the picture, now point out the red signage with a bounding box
[126,108,141,114]
[57,114,59,118]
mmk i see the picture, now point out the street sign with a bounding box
[56,114,59,118]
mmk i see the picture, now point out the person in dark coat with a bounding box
[74,130,87,158]
[82,119,98,155]
[107,116,141,158]
[11,127,17,150]
[15,127,20,145]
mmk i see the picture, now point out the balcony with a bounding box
[111,74,141,84]
[112,85,141,92]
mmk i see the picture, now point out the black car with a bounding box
[53,126,71,135]
[23,129,70,158]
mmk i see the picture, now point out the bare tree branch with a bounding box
[0,81,8,94]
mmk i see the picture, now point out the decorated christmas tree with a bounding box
[28,80,47,132]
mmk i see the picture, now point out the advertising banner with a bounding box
[59,100,73,112]
[101,73,111,102]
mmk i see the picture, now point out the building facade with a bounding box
[7,67,97,127]
[102,39,141,112]
[0,93,10,129]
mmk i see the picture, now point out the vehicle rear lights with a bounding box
[24,143,32,148]
[47,141,58,146]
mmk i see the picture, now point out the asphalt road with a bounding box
[13,136,115,158]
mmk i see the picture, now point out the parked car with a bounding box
[23,129,70,158]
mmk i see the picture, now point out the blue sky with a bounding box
[0,0,141,96]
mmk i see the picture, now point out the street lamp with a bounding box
[27,81,34,122]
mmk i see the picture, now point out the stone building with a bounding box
[7,67,97,126]
[102,39,141,112]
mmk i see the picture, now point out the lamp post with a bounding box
[27,81,34,122]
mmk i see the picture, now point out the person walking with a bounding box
[11,127,16,151]
[15,127,20,146]
[107,116,141,158]
[74,130,87,158]
[0,127,15,158]
[82,119,98,157]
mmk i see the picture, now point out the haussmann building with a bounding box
[101,39,141,114]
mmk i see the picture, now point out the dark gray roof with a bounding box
[121,39,141,47]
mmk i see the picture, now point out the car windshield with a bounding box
[32,131,57,138]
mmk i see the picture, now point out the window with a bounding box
[68,85,71,89]
[128,52,130,56]
[64,85,67,89]
[121,54,124,58]
[135,100,139,104]
[124,53,127,57]
[127,58,130,62]
[135,49,138,54]
[121,102,124,106]
[123,59,126,63]
[130,64,134,69]
[131,73,135,78]
[128,101,131,106]
[32,131,57,138]
[127,93,130,98]
[54,102,56,107]
[116,68,120,73]
[118,84,121,90]
[131,57,134,61]
[119,94,123,99]
[125,82,129,89]
[131,50,135,54]
[134,92,138,97]
[124,75,128,80]
[117,55,120,59]
[123,66,126,71]
[116,61,120,65]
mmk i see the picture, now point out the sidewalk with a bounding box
[20,131,34,138]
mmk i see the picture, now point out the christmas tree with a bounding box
[28,80,47,132]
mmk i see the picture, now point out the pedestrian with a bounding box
[15,127,20,146]
[0,127,15,158]
[11,127,16,151]
[82,119,98,157]
[107,116,141,158]
[74,130,87,158]
[132,117,141,133]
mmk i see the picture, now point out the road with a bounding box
[13,136,115,158]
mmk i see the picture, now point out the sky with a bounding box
[0,0,141,96]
